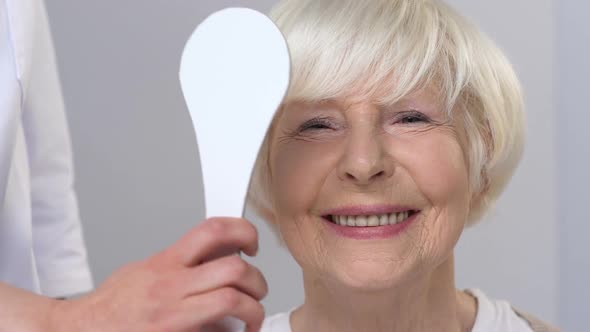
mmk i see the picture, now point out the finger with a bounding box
[181,255,268,301]
[166,218,259,266]
[180,287,265,332]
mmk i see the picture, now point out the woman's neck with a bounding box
[291,256,476,332]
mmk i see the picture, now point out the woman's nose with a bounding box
[337,131,394,186]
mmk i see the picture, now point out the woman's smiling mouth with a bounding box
[327,210,418,227]
[321,206,420,239]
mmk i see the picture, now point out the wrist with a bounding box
[46,298,81,332]
[0,283,66,332]
[46,298,65,332]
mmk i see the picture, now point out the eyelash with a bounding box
[297,111,430,134]
[298,117,336,132]
[394,111,430,125]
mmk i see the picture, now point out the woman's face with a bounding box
[268,89,472,290]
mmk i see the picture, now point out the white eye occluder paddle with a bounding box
[179,7,290,332]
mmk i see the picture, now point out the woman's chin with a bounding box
[330,261,414,291]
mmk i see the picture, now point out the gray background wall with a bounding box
[556,1,590,331]
[44,0,586,329]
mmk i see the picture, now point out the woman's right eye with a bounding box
[304,123,332,130]
[298,117,336,132]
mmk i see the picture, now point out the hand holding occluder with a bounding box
[49,217,266,332]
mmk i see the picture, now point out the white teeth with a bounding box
[347,216,355,226]
[389,213,397,224]
[340,216,347,226]
[330,211,414,227]
[356,216,368,227]
[367,215,379,226]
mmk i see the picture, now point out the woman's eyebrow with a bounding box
[301,99,342,111]
[313,99,339,107]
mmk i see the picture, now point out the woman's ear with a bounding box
[245,201,287,246]
[466,175,490,225]
[245,190,277,223]
[259,205,278,226]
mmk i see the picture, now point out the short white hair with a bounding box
[248,0,525,225]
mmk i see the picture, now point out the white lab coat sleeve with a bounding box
[19,0,93,298]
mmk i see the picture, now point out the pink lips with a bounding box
[321,205,418,240]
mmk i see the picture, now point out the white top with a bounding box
[261,289,534,332]
[0,0,93,297]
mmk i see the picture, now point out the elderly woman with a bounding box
[243,0,558,331]
[3,0,559,331]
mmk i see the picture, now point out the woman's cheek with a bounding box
[271,139,341,215]
[388,132,470,205]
